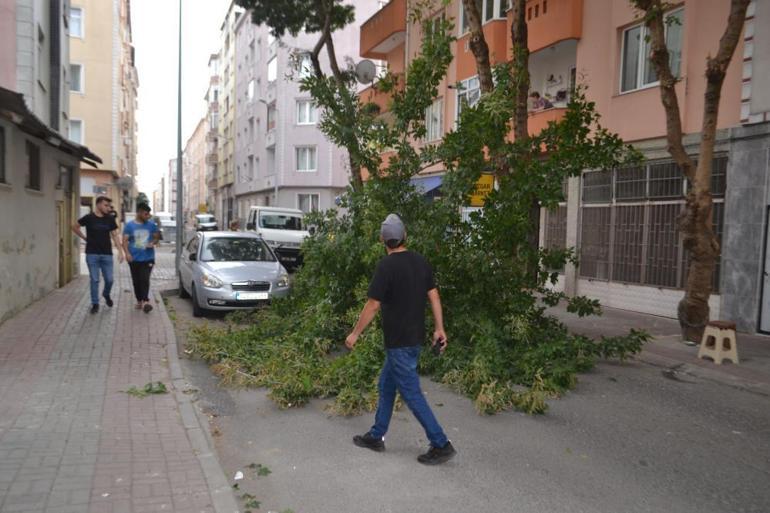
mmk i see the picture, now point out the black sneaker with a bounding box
[353,433,385,452]
[417,441,456,465]
[90,304,99,314]
[103,295,114,307]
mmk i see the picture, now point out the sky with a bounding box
[131,0,230,196]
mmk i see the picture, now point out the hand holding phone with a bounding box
[432,337,445,357]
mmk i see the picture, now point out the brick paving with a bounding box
[0,253,220,513]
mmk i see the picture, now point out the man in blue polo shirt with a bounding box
[123,203,160,313]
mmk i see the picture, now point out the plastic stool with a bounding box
[697,320,739,365]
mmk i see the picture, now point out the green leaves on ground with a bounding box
[124,381,168,398]
[247,463,272,477]
[187,14,649,415]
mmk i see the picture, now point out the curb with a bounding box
[155,290,240,513]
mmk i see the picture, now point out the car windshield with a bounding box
[200,237,276,262]
[258,213,303,230]
[197,215,215,223]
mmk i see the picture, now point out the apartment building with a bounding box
[165,158,177,214]
[183,117,208,224]
[205,52,220,218]
[69,0,139,219]
[0,0,100,323]
[230,1,381,224]
[360,0,770,333]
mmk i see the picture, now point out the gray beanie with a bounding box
[380,213,405,243]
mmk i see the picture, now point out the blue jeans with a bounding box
[369,345,449,448]
[85,254,114,305]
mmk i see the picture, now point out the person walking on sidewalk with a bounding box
[346,213,456,465]
[71,196,124,314]
[122,203,160,313]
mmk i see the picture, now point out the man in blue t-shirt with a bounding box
[122,203,160,313]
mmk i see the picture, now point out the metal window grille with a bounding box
[615,166,647,202]
[711,156,727,197]
[581,170,612,204]
[645,203,681,288]
[612,205,645,283]
[578,206,611,279]
[544,206,567,271]
[649,161,684,199]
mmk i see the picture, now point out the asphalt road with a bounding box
[164,290,770,513]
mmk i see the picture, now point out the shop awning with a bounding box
[410,174,443,194]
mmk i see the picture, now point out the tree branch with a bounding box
[460,0,494,93]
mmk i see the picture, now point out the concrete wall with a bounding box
[0,0,15,90]
[720,122,770,332]
[0,119,80,324]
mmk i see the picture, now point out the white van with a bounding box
[246,206,309,270]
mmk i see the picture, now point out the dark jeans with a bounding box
[128,260,154,302]
[368,345,449,448]
[85,254,114,305]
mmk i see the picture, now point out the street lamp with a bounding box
[175,0,183,271]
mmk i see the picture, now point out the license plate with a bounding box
[281,256,297,262]
[235,292,269,301]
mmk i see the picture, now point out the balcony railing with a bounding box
[527,106,567,136]
[524,0,583,53]
[360,0,407,59]
[359,74,404,114]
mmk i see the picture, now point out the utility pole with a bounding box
[175,0,183,272]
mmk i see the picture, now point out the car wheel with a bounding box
[178,274,190,298]
[191,285,204,318]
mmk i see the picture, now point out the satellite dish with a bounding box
[355,59,377,84]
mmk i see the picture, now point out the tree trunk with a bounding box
[460,0,494,93]
[309,6,364,192]
[633,0,749,341]
[511,0,529,143]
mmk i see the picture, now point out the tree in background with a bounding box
[630,0,750,341]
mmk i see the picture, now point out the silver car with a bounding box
[178,231,290,317]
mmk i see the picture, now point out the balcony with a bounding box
[521,0,583,54]
[359,74,404,115]
[527,106,567,136]
[360,0,406,60]
[456,20,509,81]
[206,153,218,165]
[265,129,276,149]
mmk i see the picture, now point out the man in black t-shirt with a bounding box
[346,214,456,465]
[71,196,124,314]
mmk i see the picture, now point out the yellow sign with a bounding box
[469,174,495,207]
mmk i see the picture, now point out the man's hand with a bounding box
[118,251,125,263]
[345,332,358,350]
[432,329,448,354]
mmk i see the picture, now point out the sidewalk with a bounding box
[548,303,770,395]
[0,253,236,513]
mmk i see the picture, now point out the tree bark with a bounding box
[511,0,529,143]
[634,0,749,341]
[460,0,495,93]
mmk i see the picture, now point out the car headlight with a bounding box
[277,274,289,288]
[201,273,223,288]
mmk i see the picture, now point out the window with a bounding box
[247,79,254,102]
[267,56,277,82]
[26,141,41,190]
[0,126,6,184]
[69,120,83,144]
[456,76,481,117]
[461,0,506,33]
[267,104,277,131]
[296,146,317,172]
[37,26,46,90]
[298,54,312,79]
[70,63,83,93]
[620,9,683,93]
[69,7,83,38]
[425,98,443,141]
[296,100,317,125]
[298,193,320,213]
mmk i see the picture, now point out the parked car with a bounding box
[245,206,309,271]
[154,212,177,243]
[178,231,290,317]
[195,213,218,231]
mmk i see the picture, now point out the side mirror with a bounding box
[189,253,197,262]
[246,222,255,230]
